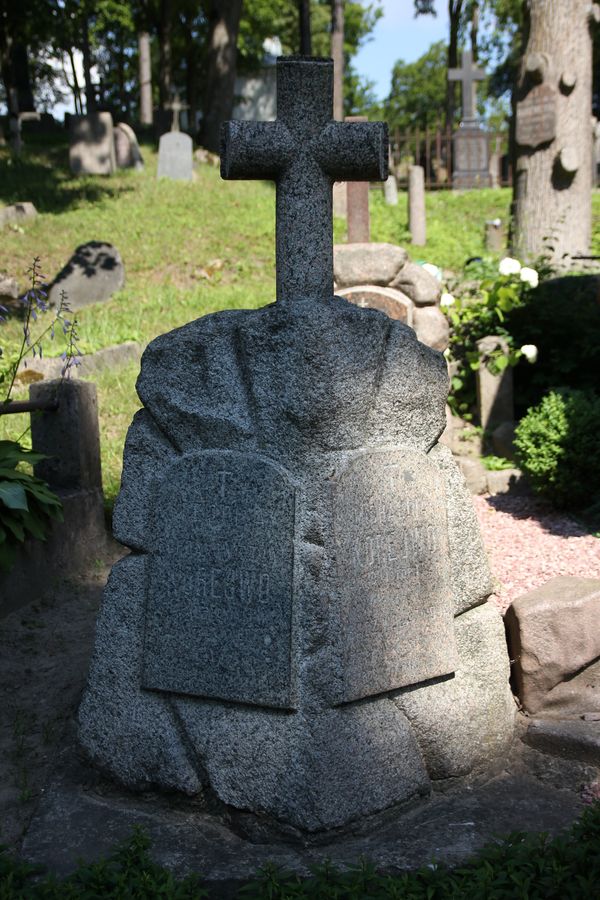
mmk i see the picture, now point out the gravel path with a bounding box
[473,494,600,613]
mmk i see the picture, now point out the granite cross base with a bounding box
[79,298,515,833]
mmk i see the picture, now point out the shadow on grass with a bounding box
[0,139,133,214]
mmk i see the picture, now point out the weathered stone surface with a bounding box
[78,555,203,793]
[491,420,516,460]
[383,173,398,205]
[505,577,600,715]
[413,306,450,351]
[114,123,144,170]
[408,166,426,245]
[394,602,515,780]
[0,202,38,228]
[0,274,19,299]
[48,241,124,310]
[136,297,448,459]
[486,467,525,495]
[69,113,116,175]
[525,718,600,766]
[143,452,296,708]
[456,456,488,494]
[390,261,441,306]
[157,132,193,181]
[221,58,388,302]
[336,284,413,324]
[539,658,600,718]
[176,699,429,832]
[429,444,493,615]
[476,336,514,431]
[332,448,456,702]
[333,243,407,288]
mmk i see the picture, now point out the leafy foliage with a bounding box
[385,41,448,131]
[514,389,600,512]
[2,803,600,898]
[0,440,63,573]
[445,260,535,420]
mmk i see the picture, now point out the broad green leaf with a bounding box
[0,482,29,510]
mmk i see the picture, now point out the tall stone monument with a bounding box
[448,50,491,188]
[79,56,514,833]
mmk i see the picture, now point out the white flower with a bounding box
[440,292,455,307]
[520,343,538,363]
[520,266,539,288]
[498,256,521,276]
[422,263,443,281]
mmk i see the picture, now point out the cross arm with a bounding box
[314,122,389,182]
[221,121,295,180]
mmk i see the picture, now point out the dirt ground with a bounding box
[0,541,124,849]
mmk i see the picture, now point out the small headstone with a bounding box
[0,274,19,302]
[48,241,124,310]
[476,335,514,431]
[157,132,193,181]
[408,166,426,245]
[0,202,37,228]
[485,218,505,252]
[69,113,116,175]
[114,123,144,170]
[384,173,398,205]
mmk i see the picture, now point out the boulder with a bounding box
[413,306,449,352]
[0,274,19,302]
[48,241,125,310]
[390,261,441,306]
[505,577,600,715]
[333,243,407,288]
[0,202,38,228]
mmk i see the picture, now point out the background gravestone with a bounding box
[114,123,144,170]
[48,242,124,310]
[448,51,491,189]
[69,113,116,176]
[157,131,193,181]
[79,57,514,834]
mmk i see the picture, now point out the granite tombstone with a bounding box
[48,241,124,310]
[79,56,514,833]
[69,112,116,176]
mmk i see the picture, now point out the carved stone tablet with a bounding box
[143,451,295,708]
[332,448,457,703]
[516,84,557,149]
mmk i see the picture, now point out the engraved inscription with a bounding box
[516,84,557,149]
[333,448,457,703]
[142,451,295,708]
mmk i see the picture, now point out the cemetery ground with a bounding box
[1,137,600,895]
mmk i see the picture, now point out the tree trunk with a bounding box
[138,31,153,124]
[513,0,593,263]
[445,0,462,129]
[198,0,243,154]
[331,0,344,120]
[299,0,311,55]
[158,0,173,108]
[81,12,96,111]
[13,43,34,111]
[0,12,17,117]
[67,47,83,114]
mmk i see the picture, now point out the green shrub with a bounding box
[514,389,600,509]
[506,274,600,417]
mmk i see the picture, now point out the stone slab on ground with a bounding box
[48,241,125,310]
[16,341,142,383]
[21,747,586,895]
[526,718,600,766]
[0,202,38,228]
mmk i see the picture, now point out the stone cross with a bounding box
[221,56,388,302]
[448,50,485,122]
[166,92,189,132]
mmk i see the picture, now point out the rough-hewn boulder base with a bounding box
[79,297,515,832]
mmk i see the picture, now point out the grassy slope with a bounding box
[1,139,599,506]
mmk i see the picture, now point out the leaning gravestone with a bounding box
[69,112,116,175]
[114,123,144,170]
[48,242,124,310]
[79,57,515,833]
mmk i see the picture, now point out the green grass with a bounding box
[1,139,599,509]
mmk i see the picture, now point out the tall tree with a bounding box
[415,0,465,128]
[386,41,448,131]
[198,0,243,152]
[512,0,596,263]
